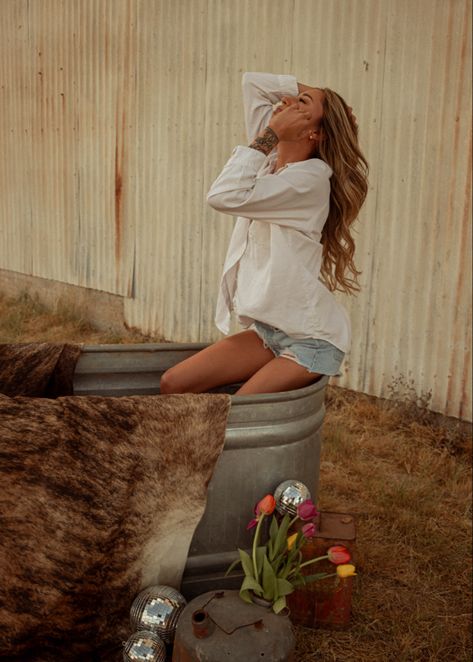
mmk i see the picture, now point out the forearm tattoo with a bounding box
[249,126,279,155]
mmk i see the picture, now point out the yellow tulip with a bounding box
[287,533,298,550]
[336,563,357,578]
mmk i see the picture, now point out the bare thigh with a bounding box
[235,357,321,395]
[159,330,275,393]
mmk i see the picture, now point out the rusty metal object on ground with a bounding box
[286,511,357,629]
[172,590,296,661]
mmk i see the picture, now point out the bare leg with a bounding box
[235,357,321,395]
[159,330,275,394]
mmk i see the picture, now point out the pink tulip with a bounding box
[256,494,276,516]
[246,518,258,530]
[297,499,318,521]
[327,545,351,565]
[302,522,317,538]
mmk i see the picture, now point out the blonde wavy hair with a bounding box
[316,88,369,294]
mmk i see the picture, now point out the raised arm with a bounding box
[242,72,299,142]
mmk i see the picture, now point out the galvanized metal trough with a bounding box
[73,343,328,599]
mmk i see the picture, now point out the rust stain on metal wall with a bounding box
[113,0,135,290]
[114,108,125,266]
[447,135,472,418]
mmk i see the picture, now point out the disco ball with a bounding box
[274,479,311,516]
[130,585,186,644]
[122,630,166,662]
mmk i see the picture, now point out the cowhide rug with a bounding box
[0,391,231,660]
[0,343,82,397]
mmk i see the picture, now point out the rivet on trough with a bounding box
[191,609,214,639]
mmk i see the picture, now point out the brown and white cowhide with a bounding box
[0,392,230,660]
[0,343,82,397]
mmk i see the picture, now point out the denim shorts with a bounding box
[252,321,345,376]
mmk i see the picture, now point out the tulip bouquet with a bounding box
[226,494,356,614]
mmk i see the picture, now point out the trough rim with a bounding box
[77,342,330,403]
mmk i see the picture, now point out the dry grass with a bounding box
[295,389,472,662]
[0,290,165,344]
[1,290,471,661]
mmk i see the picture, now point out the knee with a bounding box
[159,367,186,394]
[159,368,179,394]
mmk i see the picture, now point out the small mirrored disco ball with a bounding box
[274,479,311,516]
[122,630,166,662]
[130,585,187,644]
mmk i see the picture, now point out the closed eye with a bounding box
[300,93,313,104]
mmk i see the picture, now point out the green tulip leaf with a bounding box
[303,572,332,585]
[262,555,276,600]
[276,578,295,597]
[291,571,306,588]
[239,588,253,604]
[291,570,330,588]
[225,557,242,576]
[281,558,297,579]
[287,541,299,564]
[269,516,279,559]
[270,552,286,576]
[272,596,287,614]
[255,546,266,579]
[274,514,291,557]
[282,547,301,578]
[270,515,279,538]
[241,575,263,596]
[238,548,254,579]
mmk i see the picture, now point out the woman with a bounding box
[160,72,368,395]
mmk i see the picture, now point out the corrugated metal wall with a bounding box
[0,0,471,420]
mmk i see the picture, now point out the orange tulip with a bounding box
[256,494,276,516]
[327,545,351,565]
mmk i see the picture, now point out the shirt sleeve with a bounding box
[242,72,299,142]
[207,146,330,228]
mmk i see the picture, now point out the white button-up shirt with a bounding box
[207,72,351,353]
